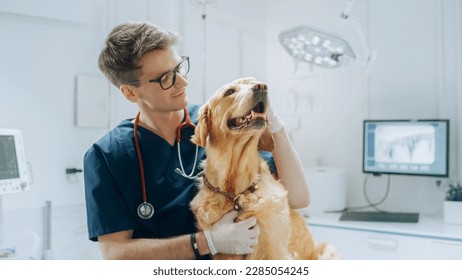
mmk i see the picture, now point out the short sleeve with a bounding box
[84,145,137,241]
[258,150,277,174]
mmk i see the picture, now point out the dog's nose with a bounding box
[252,83,268,92]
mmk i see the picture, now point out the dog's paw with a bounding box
[234,211,256,223]
[319,244,342,260]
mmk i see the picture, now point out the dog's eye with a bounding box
[224,88,235,97]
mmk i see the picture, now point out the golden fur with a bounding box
[190,78,334,260]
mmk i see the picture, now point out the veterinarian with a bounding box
[83,21,309,260]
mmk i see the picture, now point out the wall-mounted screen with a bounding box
[363,120,449,177]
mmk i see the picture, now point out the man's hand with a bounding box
[204,211,260,255]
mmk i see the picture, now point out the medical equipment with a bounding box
[0,231,41,259]
[191,0,217,103]
[279,0,377,71]
[279,25,356,68]
[133,108,199,219]
[42,200,53,259]
[0,128,29,195]
[363,119,449,177]
[0,128,33,256]
[1,129,30,245]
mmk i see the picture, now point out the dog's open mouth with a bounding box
[227,101,267,130]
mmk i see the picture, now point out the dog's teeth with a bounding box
[245,111,252,120]
[232,110,267,129]
[236,117,245,125]
[250,111,266,120]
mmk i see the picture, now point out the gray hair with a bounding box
[98,22,181,88]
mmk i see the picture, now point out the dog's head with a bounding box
[191,77,274,151]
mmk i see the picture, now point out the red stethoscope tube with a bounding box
[133,107,196,219]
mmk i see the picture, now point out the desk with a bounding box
[306,213,462,259]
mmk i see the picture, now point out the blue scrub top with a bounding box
[84,104,276,242]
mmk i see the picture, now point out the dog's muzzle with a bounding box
[227,84,268,130]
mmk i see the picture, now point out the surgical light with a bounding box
[278,0,377,72]
[279,26,356,68]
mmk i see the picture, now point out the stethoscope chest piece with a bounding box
[137,202,154,219]
[133,108,197,220]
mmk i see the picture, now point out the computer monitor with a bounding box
[0,129,29,195]
[363,119,449,177]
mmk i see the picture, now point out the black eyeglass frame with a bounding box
[126,56,190,90]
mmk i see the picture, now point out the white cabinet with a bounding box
[306,213,462,260]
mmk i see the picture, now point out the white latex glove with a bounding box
[267,103,285,133]
[204,211,260,255]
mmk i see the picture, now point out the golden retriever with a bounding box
[190,77,338,260]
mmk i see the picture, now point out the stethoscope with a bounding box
[133,107,200,219]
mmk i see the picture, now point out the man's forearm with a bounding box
[99,232,210,260]
[271,128,310,208]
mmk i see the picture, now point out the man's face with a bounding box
[123,47,189,113]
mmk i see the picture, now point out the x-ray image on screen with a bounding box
[363,120,449,177]
[375,125,435,165]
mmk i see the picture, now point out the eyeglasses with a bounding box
[126,56,190,90]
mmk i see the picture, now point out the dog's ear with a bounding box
[258,128,275,152]
[191,103,210,147]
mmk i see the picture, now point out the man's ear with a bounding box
[191,103,210,147]
[120,84,138,103]
[258,128,275,152]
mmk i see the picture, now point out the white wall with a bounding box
[179,0,268,104]
[0,0,109,211]
[266,0,462,214]
[266,0,368,206]
[363,0,461,212]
